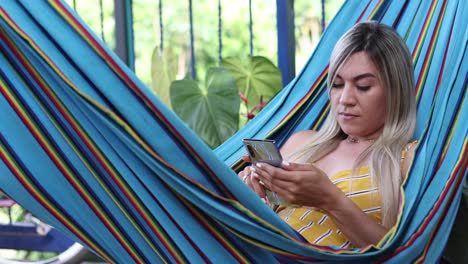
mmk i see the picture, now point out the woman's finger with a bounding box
[254,163,281,186]
[245,171,266,198]
[238,166,252,180]
[241,155,252,163]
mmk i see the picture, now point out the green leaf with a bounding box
[221,55,282,109]
[151,46,177,109]
[170,67,239,148]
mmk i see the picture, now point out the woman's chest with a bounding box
[313,144,368,177]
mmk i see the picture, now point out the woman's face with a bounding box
[330,51,386,139]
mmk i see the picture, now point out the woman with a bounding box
[239,21,417,248]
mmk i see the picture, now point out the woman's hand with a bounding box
[238,155,266,199]
[253,161,345,210]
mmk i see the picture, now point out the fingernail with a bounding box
[282,160,290,166]
[256,163,262,168]
[252,172,259,178]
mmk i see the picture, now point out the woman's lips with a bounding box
[339,112,358,120]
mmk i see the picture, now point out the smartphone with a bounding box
[242,139,283,167]
[242,138,288,206]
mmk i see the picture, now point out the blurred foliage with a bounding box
[64,0,344,87]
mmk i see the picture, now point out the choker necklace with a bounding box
[346,136,376,144]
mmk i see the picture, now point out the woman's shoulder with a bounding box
[402,140,418,159]
[289,130,317,140]
[279,130,316,156]
[400,140,418,180]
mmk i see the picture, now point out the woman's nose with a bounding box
[339,86,357,106]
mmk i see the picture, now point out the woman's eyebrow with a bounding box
[335,73,376,80]
[353,73,376,81]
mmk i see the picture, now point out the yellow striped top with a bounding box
[276,166,378,248]
[276,142,416,248]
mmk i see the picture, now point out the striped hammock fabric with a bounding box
[0,0,466,263]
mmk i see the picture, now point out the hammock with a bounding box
[0,0,466,263]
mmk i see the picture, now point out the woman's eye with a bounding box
[331,83,344,88]
[357,85,371,91]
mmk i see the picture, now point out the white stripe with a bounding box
[332,174,369,184]
[318,214,328,225]
[283,208,296,222]
[340,240,351,248]
[314,229,332,244]
[299,209,314,221]
[297,221,315,233]
[363,206,381,213]
[347,187,379,197]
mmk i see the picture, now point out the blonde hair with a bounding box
[289,21,416,228]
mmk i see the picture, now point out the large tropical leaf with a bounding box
[170,67,239,148]
[151,46,177,109]
[221,55,282,110]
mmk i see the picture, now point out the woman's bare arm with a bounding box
[257,161,389,247]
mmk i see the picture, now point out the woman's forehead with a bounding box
[336,52,379,79]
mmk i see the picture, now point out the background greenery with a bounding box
[67,0,343,87]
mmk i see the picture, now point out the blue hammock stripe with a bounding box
[0,0,466,263]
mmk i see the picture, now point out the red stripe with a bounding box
[153,181,211,263]
[179,196,250,263]
[357,0,374,22]
[433,5,452,100]
[416,1,446,97]
[275,66,328,129]
[413,1,439,96]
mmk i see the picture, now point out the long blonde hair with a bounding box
[289,22,416,228]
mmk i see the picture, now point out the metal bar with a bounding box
[249,0,253,56]
[114,0,134,70]
[276,0,295,86]
[189,0,196,79]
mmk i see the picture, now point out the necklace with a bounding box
[346,136,376,144]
